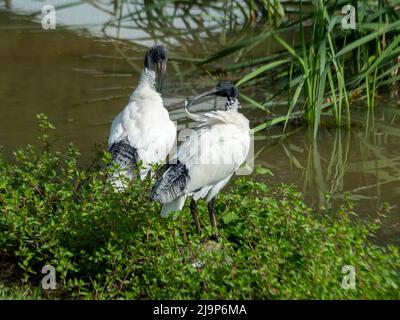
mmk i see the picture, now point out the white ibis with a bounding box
[107,45,176,190]
[150,83,250,238]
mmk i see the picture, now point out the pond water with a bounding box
[0,1,399,244]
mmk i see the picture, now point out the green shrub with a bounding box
[0,115,399,299]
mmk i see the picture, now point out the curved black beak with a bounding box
[186,83,238,108]
[144,45,167,93]
[155,59,167,92]
[186,87,220,108]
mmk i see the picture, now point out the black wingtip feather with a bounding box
[150,161,189,203]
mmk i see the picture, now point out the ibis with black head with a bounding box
[150,83,250,239]
[107,45,176,191]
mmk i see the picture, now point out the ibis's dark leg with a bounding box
[190,198,201,235]
[208,197,219,241]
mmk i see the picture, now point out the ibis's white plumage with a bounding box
[151,98,250,217]
[179,110,250,196]
[108,68,176,188]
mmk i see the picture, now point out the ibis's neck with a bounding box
[130,68,158,101]
[138,68,157,90]
[223,98,240,111]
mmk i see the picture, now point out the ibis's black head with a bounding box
[186,83,239,107]
[144,45,167,92]
[214,83,239,99]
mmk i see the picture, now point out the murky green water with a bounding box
[1,1,400,244]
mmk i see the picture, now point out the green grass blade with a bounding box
[236,59,290,87]
[284,80,304,131]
